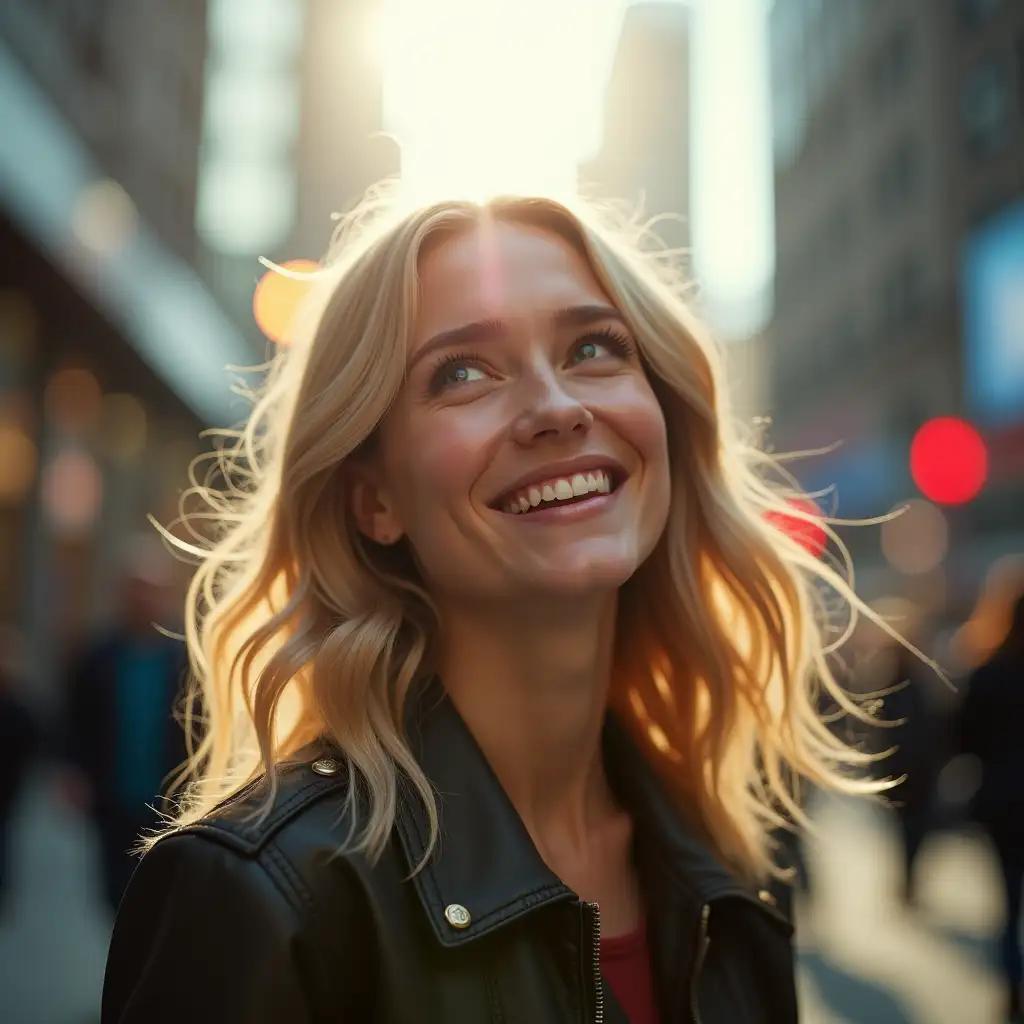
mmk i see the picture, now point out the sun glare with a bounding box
[377,0,630,201]
[377,0,775,343]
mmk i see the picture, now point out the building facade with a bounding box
[580,1,692,253]
[0,2,220,697]
[768,0,1024,595]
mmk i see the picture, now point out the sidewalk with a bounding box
[795,793,1005,1023]
[0,771,110,1024]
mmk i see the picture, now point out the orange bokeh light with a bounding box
[252,259,320,345]
[42,450,102,536]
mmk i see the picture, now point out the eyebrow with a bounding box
[410,304,627,370]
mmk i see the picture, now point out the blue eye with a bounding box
[570,328,636,365]
[430,355,487,394]
[442,365,483,386]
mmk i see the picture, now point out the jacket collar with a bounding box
[394,678,784,948]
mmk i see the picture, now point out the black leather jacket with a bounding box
[103,681,797,1023]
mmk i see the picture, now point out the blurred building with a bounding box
[580,2,692,253]
[0,1,229,701]
[291,0,398,256]
[768,0,1024,598]
[0,0,394,699]
[196,0,397,318]
[580,2,773,422]
[1,0,208,263]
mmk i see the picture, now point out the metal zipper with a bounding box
[587,901,604,1024]
[690,903,711,1024]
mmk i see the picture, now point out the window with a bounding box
[869,25,914,102]
[817,95,849,156]
[962,57,1012,158]
[827,200,856,255]
[959,0,1001,30]
[835,308,862,355]
[774,254,795,312]
[772,74,808,168]
[1018,34,1024,117]
[73,0,109,77]
[876,137,921,215]
[879,255,925,328]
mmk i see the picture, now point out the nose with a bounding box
[509,369,594,447]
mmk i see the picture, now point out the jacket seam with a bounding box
[486,976,506,1024]
[240,776,341,841]
[253,838,347,1015]
[181,775,347,854]
[262,839,316,918]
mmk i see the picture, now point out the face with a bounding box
[352,220,671,608]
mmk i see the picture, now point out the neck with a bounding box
[437,592,620,853]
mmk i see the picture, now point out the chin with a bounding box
[520,548,643,598]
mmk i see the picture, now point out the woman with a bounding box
[102,191,884,1023]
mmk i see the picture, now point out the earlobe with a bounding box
[350,475,404,546]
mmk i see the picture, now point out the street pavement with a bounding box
[0,771,1009,1023]
[795,793,1005,1023]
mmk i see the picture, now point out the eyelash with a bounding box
[427,328,636,395]
[579,326,636,361]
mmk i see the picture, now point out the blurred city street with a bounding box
[0,772,1009,1024]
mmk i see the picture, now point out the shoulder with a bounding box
[174,751,354,862]
[105,752,376,1018]
[146,750,385,924]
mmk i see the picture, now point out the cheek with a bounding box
[612,378,670,467]
[384,412,492,531]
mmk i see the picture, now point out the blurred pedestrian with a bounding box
[959,591,1024,1022]
[877,644,941,908]
[63,536,188,913]
[0,628,38,914]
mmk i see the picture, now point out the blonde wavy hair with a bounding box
[156,187,898,882]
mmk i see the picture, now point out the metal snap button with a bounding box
[444,903,472,929]
[758,888,777,906]
[311,757,340,776]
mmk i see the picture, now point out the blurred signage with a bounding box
[962,198,1024,430]
[796,440,904,519]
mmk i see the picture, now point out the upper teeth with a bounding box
[502,470,613,514]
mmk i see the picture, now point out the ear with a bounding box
[348,464,404,546]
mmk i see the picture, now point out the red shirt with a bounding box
[600,923,659,1024]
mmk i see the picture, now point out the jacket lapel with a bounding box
[395,678,575,948]
[394,678,791,953]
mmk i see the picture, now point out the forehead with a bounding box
[413,220,612,341]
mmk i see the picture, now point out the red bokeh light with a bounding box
[764,497,827,558]
[253,259,319,345]
[910,417,988,506]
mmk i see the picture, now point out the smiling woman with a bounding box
[101,187,899,1024]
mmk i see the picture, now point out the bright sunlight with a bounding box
[376,0,631,201]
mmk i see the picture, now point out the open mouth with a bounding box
[492,467,623,515]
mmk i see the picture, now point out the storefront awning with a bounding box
[0,41,255,426]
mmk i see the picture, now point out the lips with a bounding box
[488,454,627,516]
[498,468,616,514]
